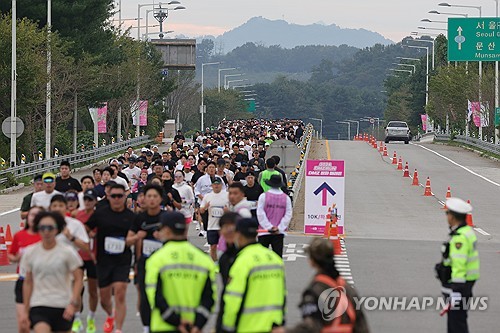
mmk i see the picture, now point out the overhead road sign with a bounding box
[448,18,500,61]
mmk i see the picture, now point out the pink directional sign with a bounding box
[304,160,345,235]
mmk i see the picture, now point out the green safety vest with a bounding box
[221,243,286,333]
[444,225,480,283]
[259,169,281,192]
[145,240,217,333]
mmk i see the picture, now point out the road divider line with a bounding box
[326,140,331,160]
[0,208,20,217]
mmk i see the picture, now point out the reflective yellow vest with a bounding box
[145,240,217,332]
[221,243,286,333]
[444,225,480,283]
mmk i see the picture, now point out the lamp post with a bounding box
[218,68,236,92]
[393,63,416,73]
[310,118,323,138]
[336,121,351,140]
[346,120,360,137]
[153,2,185,39]
[228,79,249,89]
[10,0,17,166]
[45,0,52,159]
[389,68,413,74]
[404,45,430,106]
[200,62,220,131]
[224,73,244,89]
[409,36,436,70]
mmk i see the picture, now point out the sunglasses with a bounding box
[110,193,125,199]
[39,225,57,232]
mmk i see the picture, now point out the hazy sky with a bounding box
[119,1,497,43]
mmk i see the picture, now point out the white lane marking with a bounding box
[413,143,500,187]
[0,208,20,217]
[474,228,490,236]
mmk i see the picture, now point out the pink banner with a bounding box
[98,103,107,134]
[139,100,148,126]
[306,160,345,177]
[421,114,427,131]
[471,102,481,128]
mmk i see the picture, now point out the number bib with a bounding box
[104,237,125,255]
[142,239,163,257]
[211,207,224,218]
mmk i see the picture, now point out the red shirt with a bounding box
[75,209,96,261]
[9,230,41,274]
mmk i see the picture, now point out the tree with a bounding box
[310,59,334,84]
[197,39,215,62]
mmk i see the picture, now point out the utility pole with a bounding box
[45,0,52,159]
[10,0,17,166]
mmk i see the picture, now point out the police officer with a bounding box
[220,218,286,333]
[145,212,216,333]
[435,198,480,333]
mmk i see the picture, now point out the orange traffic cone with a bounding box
[397,157,403,170]
[379,142,384,153]
[412,169,419,185]
[5,225,12,253]
[392,151,397,164]
[442,187,452,209]
[466,200,475,227]
[0,227,9,266]
[323,207,332,237]
[403,162,410,177]
[328,216,342,255]
[424,177,433,196]
[383,146,388,156]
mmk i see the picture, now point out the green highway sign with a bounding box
[246,99,256,113]
[448,18,500,62]
[495,107,500,126]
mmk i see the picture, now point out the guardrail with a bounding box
[289,124,314,200]
[0,136,151,184]
[433,131,500,155]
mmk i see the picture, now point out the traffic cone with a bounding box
[383,146,388,156]
[0,227,9,266]
[412,169,419,185]
[442,187,452,209]
[397,157,403,170]
[466,200,475,227]
[379,142,384,153]
[424,177,433,196]
[323,207,332,237]
[403,162,410,177]
[392,151,397,164]
[328,216,342,255]
[5,225,12,253]
[373,140,378,149]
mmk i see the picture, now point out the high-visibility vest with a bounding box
[259,169,281,192]
[145,240,217,333]
[314,274,356,333]
[221,243,286,333]
[443,225,480,283]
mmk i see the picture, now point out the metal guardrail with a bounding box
[290,124,314,198]
[0,136,151,184]
[433,132,500,155]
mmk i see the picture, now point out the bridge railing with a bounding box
[433,130,500,155]
[0,136,151,184]
[289,124,314,199]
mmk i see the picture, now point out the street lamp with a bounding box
[421,18,448,23]
[46,0,52,159]
[218,68,237,92]
[310,118,323,138]
[408,38,436,70]
[153,2,185,39]
[224,73,244,89]
[411,31,440,37]
[228,79,249,88]
[200,62,220,131]
[10,0,17,166]
[404,45,430,106]
[346,120,360,137]
[336,121,351,140]
[438,2,482,16]
[428,10,468,17]
[393,63,416,73]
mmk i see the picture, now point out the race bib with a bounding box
[211,207,224,218]
[104,237,125,255]
[142,239,163,257]
[249,201,258,210]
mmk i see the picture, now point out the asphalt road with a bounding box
[330,140,500,332]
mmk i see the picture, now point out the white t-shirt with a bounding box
[230,199,253,218]
[201,191,229,230]
[30,190,62,210]
[112,176,130,191]
[20,242,82,308]
[122,166,141,187]
[57,217,90,251]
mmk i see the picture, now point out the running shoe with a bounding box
[86,317,96,333]
[71,318,83,333]
[103,317,115,333]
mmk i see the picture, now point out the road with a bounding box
[1,139,499,332]
[330,140,500,332]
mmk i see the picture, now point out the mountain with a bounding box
[207,17,393,53]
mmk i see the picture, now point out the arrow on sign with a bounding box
[313,182,336,206]
[455,26,465,50]
[283,254,306,262]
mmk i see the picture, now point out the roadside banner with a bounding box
[132,100,148,126]
[471,101,481,128]
[421,114,427,131]
[304,160,345,235]
[97,103,107,133]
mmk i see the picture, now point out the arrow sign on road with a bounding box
[282,253,306,262]
[313,182,336,206]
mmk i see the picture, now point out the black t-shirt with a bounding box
[244,183,264,201]
[21,193,34,212]
[86,206,136,266]
[95,198,110,211]
[233,171,247,182]
[55,176,82,193]
[131,211,167,258]
[162,160,176,171]
[191,169,204,184]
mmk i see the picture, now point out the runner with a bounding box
[172,170,195,224]
[85,184,136,333]
[126,184,166,333]
[30,172,61,209]
[20,211,83,333]
[20,175,43,220]
[243,171,263,219]
[8,206,44,333]
[78,176,95,209]
[55,161,82,193]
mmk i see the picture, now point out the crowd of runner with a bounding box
[9,119,304,333]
